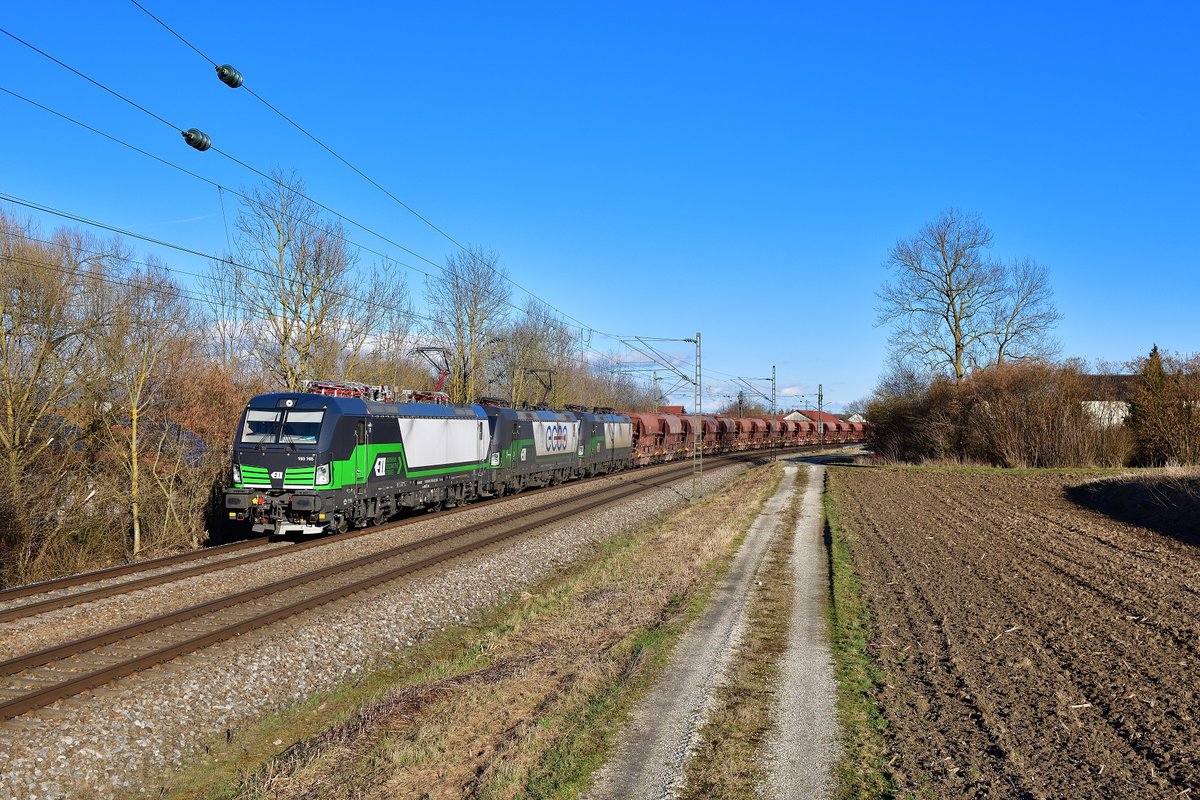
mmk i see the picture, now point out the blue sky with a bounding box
[2,2,1197,411]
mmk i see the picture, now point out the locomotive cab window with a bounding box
[241,410,281,443]
[240,409,325,445]
[281,411,325,444]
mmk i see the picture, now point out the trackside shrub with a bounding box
[868,363,1132,467]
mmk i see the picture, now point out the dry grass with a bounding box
[159,463,784,800]
[676,473,802,799]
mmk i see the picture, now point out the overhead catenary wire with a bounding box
[0,237,437,344]
[0,81,653,379]
[0,73,678,382]
[124,0,628,345]
[0,210,652,384]
[5,230,703,407]
[0,83,472,310]
[0,70,654,380]
[0,194,445,342]
[0,31,551,333]
[0,23,714,399]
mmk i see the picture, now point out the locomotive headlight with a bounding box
[232,464,241,484]
[315,463,330,486]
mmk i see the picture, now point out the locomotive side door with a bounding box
[354,419,369,495]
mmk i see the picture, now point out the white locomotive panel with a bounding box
[400,418,488,468]
[533,420,579,457]
[605,421,632,450]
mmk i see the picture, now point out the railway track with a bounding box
[0,444,840,623]
[0,458,702,623]
[0,452,779,721]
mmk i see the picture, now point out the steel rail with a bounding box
[0,441,856,615]
[0,465,688,676]
[0,539,266,603]
[0,457,744,720]
[0,463,679,622]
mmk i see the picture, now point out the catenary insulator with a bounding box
[182,128,211,151]
[216,64,243,88]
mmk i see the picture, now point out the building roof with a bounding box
[787,409,844,427]
[658,405,686,414]
[1080,374,1140,402]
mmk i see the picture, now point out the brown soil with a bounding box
[1066,471,1200,547]
[828,466,1200,799]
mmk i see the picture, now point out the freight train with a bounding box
[223,380,868,537]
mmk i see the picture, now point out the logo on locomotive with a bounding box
[545,423,569,452]
[533,420,578,456]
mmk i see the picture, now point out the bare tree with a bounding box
[200,252,254,383]
[987,257,1061,365]
[584,352,658,411]
[350,267,427,389]
[494,300,577,406]
[0,213,121,582]
[878,210,1060,383]
[207,169,399,389]
[95,259,191,556]
[424,247,511,404]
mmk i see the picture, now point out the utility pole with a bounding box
[771,365,777,458]
[693,331,702,500]
[818,383,824,447]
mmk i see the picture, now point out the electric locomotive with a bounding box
[477,402,633,493]
[224,382,489,536]
[567,406,633,477]
[222,376,864,539]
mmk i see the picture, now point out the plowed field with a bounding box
[829,467,1200,799]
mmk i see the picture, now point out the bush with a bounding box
[1127,347,1200,466]
[867,363,1132,468]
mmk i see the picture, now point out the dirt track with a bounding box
[829,467,1200,799]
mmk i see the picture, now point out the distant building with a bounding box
[658,405,686,415]
[1080,374,1138,427]
[786,409,844,429]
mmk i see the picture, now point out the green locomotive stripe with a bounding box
[319,442,486,489]
[488,437,579,470]
[240,465,270,482]
[285,467,315,486]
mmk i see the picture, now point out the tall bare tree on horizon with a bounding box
[424,247,511,404]
[877,209,1060,383]
[206,169,407,389]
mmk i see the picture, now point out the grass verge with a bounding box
[824,468,896,799]
[149,462,784,800]
[675,471,802,799]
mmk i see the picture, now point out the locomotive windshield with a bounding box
[280,411,324,444]
[240,410,280,443]
[239,409,325,445]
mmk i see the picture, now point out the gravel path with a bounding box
[764,461,840,799]
[0,464,746,800]
[586,462,801,800]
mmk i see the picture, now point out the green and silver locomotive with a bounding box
[225,383,490,537]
